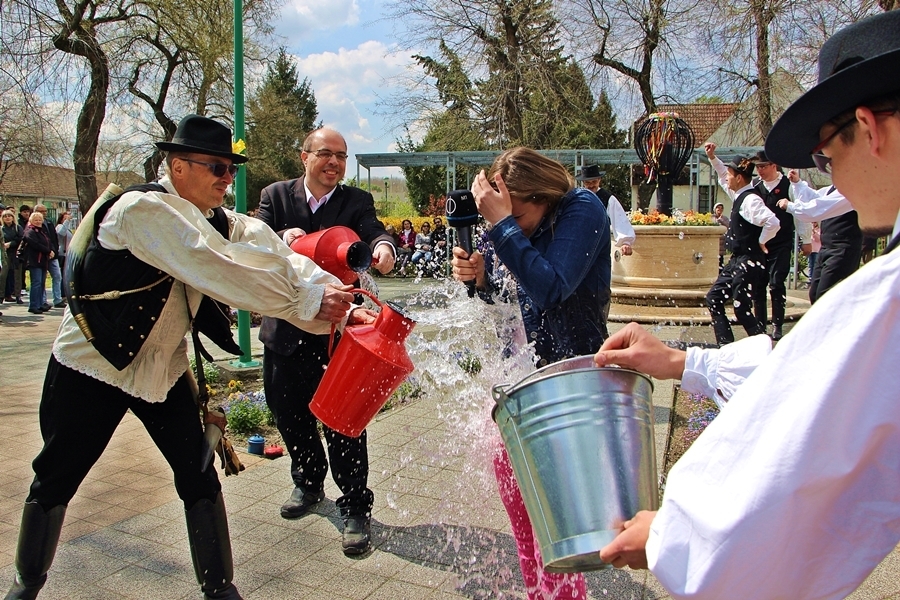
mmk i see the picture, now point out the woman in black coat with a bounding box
[2,209,24,302]
[22,212,53,314]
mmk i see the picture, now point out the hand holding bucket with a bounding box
[492,356,658,573]
[310,289,416,437]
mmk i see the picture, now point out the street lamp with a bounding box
[383,177,390,203]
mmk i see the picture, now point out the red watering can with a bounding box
[310,289,416,437]
[290,226,374,284]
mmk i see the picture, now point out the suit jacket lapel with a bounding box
[290,177,312,230]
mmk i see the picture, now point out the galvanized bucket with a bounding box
[492,356,658,573]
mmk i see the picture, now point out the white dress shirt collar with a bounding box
[304,181,338,213]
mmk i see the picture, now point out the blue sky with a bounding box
[270,0,416,181]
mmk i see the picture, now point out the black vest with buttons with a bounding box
[755,175,794,250]
[724,188,765,258]
[594,188,612,211]
[77,184,239,371]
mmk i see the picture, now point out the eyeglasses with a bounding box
[179,158,238,178]
[811,109,897,174]
[306,149,349,161]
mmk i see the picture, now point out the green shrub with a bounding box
[223,391,271,435]
[189,356,220,384]
[456,350,482,375]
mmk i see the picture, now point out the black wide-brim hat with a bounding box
[576,164,605,181]
[766,11,900,169]
[155,114,248,164]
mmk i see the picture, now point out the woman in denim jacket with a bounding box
[451,147,611,599]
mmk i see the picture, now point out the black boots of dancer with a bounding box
[5,493,243,600]
[4,502,66,600]
[185,492,243,600]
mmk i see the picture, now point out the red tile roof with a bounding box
[634,103,740,144]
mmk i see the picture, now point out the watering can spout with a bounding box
[290,226,374,284]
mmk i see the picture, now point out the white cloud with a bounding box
[290,41,415,178]
[274,0,360,45]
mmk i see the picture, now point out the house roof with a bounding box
[635,103,740,144]
[0,162,145,202]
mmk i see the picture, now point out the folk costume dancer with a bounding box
[778,173,863,303]
[704,145,780,345]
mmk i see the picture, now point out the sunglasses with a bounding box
[180,158,238,178]
[811,109,897,174]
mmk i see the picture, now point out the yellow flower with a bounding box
[232,139,246,155]
[227,379,242,390]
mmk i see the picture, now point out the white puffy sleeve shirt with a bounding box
[711,157,780,246]
[53,177,339,402]
[647,233,900,599]
[607,195,636,247]
[787,180,854,222]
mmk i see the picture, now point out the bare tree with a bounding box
[0,92,67,185]
[699,0,882,141]
[49,0,133,214]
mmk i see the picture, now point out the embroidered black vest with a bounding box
[725,189,765,258]
[69,184,240,371]
[755,176,794,249]
[594,188,612,211]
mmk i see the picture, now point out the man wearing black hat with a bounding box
[595,11,900,599]
[702,143,780,345]
[3,115,362,600]
[577,165,636,256]
[750,151,795,340]
[257,127,395,556]
[777,173,863,303]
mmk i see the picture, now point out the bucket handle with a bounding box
[491,383,510,404]
[327,288,382,358]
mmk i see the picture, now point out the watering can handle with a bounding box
[327,288,382,358]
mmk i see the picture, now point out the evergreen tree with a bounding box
[245,49,319,209]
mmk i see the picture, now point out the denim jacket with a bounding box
[483,187,611,365]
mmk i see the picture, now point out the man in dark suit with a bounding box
[257,127,395,555]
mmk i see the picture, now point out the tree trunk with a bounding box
[73,48,108,216]
[752,1,773,139]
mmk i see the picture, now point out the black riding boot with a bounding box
[184,493,243,600]
[4,502,67,600]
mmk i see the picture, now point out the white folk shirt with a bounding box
[711,157,780,246]
[787,180,854,222]
[606,194,636,248]
[53,176,339,402]
[648,213,900,599]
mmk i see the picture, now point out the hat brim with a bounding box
[575,174,605,181]
[155,141,249,164]
[766,48,900,169]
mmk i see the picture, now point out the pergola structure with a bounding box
[355,147,764,212]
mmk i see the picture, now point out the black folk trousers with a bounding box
[28,356,221,510]
[753,244,792,328]
[263,341,374,518]
[706,254,767,345]
[809,244,862,304]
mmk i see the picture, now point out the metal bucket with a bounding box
[492,356,658,573]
